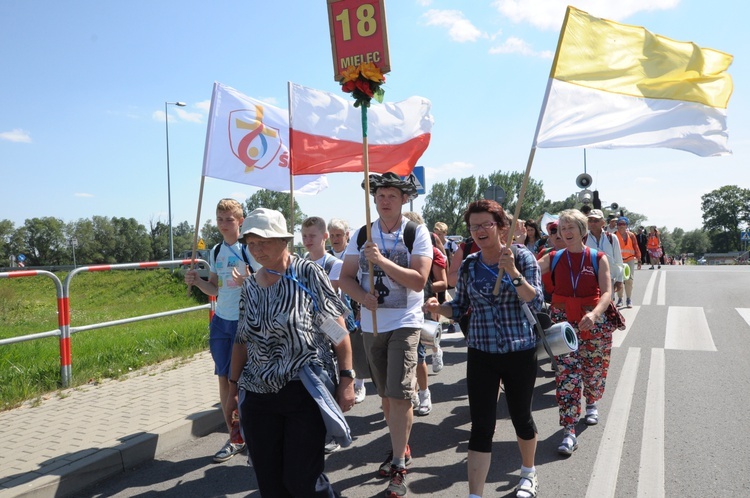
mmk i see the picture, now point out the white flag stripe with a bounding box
[665,307,717,351]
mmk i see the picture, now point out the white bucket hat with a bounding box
[241,208,293,240]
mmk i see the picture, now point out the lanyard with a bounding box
[566,248,587,297]
[265,263,319,312]
[590,233,604,251]
[378,223,403,258]
[477,254,512,287]
[223,242,243,262]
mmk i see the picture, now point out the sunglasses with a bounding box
[548,227,558,235]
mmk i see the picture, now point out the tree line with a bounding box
[1,175,747,267]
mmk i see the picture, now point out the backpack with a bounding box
[212,242,255,273]
[306,253,359,333]
[549,248,599,285]
[356,220,419,253]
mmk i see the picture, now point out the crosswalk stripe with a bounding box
[587,347,642,498]
[637,348,666,498]
[736,308,750,327]
[664,307,716,351]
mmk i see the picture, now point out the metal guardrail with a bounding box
[0,259,214,387]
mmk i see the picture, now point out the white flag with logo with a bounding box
[202,82,327,194]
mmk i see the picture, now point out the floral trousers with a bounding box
[551,308,615,431]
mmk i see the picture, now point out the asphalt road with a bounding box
[81,265,750,497]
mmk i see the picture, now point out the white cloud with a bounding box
[492,0,680,30]
[0,129,32,143]
[195,99,211,112]
[422,9,486,42]
[74,192,94,198]
[173,108,203,123]
[426,161,476,181]
[416,0,433,6]
[634,176,659,185]
[489,36,553,58]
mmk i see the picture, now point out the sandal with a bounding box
[558,433,578,456]
[584,405,599,426]
[516,470,538,498]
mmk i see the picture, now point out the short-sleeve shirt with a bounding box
[235,256,346,394]
[344,218,433,333]
[314,254,343,282]
[210,242,250,321]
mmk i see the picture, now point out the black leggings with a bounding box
[466,347,538,452]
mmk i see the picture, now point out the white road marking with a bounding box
[613,305,640,348]
[736,308,750,327]
[642,270,659,305]
[656,271,666,306]
[586,347,642,498]
[664,307,717,351]
[637,348,665,498]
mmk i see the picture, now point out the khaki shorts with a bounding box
[363,327,419,400]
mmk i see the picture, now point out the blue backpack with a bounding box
[307,253,358,333]
[550,248,599,284]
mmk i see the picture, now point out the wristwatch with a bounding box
[511,275,524,287]
[339,369,356,379]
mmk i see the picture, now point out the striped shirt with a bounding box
[449,245,544,354]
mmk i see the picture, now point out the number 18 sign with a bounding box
[327,0,391,81]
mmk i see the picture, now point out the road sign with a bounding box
[17,254,26,262]
[484,185,506,205]
[410,166,425,195]
[741,231,749,242]
[327,0,391,80]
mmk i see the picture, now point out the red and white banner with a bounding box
[289,82,433,177]
[202,82,327,194]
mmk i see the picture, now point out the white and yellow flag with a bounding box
[202,82,328,194]
[534,6,734,157]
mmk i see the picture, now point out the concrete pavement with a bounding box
[0,353,224,498]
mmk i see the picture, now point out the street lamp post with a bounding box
[165,101,186,262]
[70,237,78,268]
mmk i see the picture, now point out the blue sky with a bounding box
[1,0,747,239]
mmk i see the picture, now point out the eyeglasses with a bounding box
[468,221,497,232]
[548,227,558,235]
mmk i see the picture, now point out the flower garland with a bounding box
[339,62,385,108]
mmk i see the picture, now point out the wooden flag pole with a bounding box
[288,81,296,251]
[361,104,378,334]
[186,175,207,297]
[492,147,537,295]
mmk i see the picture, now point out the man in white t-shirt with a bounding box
[327,218,350,260]
[339,172,432,497]
[586,209,624,297]
[302,216,343,292]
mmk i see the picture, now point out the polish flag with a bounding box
[289,83,433,176]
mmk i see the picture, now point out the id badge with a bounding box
[318,316,348,346]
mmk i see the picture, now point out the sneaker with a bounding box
[658,264,661,269]
[626,298,632,309]
[616,297,623,307]
[649,266,655,269]
[516,470,539,498]
[324,440,341,454]
[432,347,444,373]
[354,385,366,404]
[213,439,245,462]
[385,465,408,498]
[378,445,412,478]
[417,389,432,416]
[446,323,456,333]
[557,432,578,456]
[584,404,599,425]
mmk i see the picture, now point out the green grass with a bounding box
[0,270,211,411]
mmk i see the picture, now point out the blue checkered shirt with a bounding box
[449,245,544,354]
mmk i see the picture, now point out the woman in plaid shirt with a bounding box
[424,199,544,498]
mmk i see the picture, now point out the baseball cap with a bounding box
[587,209,604,219]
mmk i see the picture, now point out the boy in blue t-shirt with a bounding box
[184,198,257,462]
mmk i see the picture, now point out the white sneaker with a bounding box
[432,347,444,373]
[417,389,432,416]
[324,440,341,454]
[354,385,366,404]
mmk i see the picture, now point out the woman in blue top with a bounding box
[424,199,544,498]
